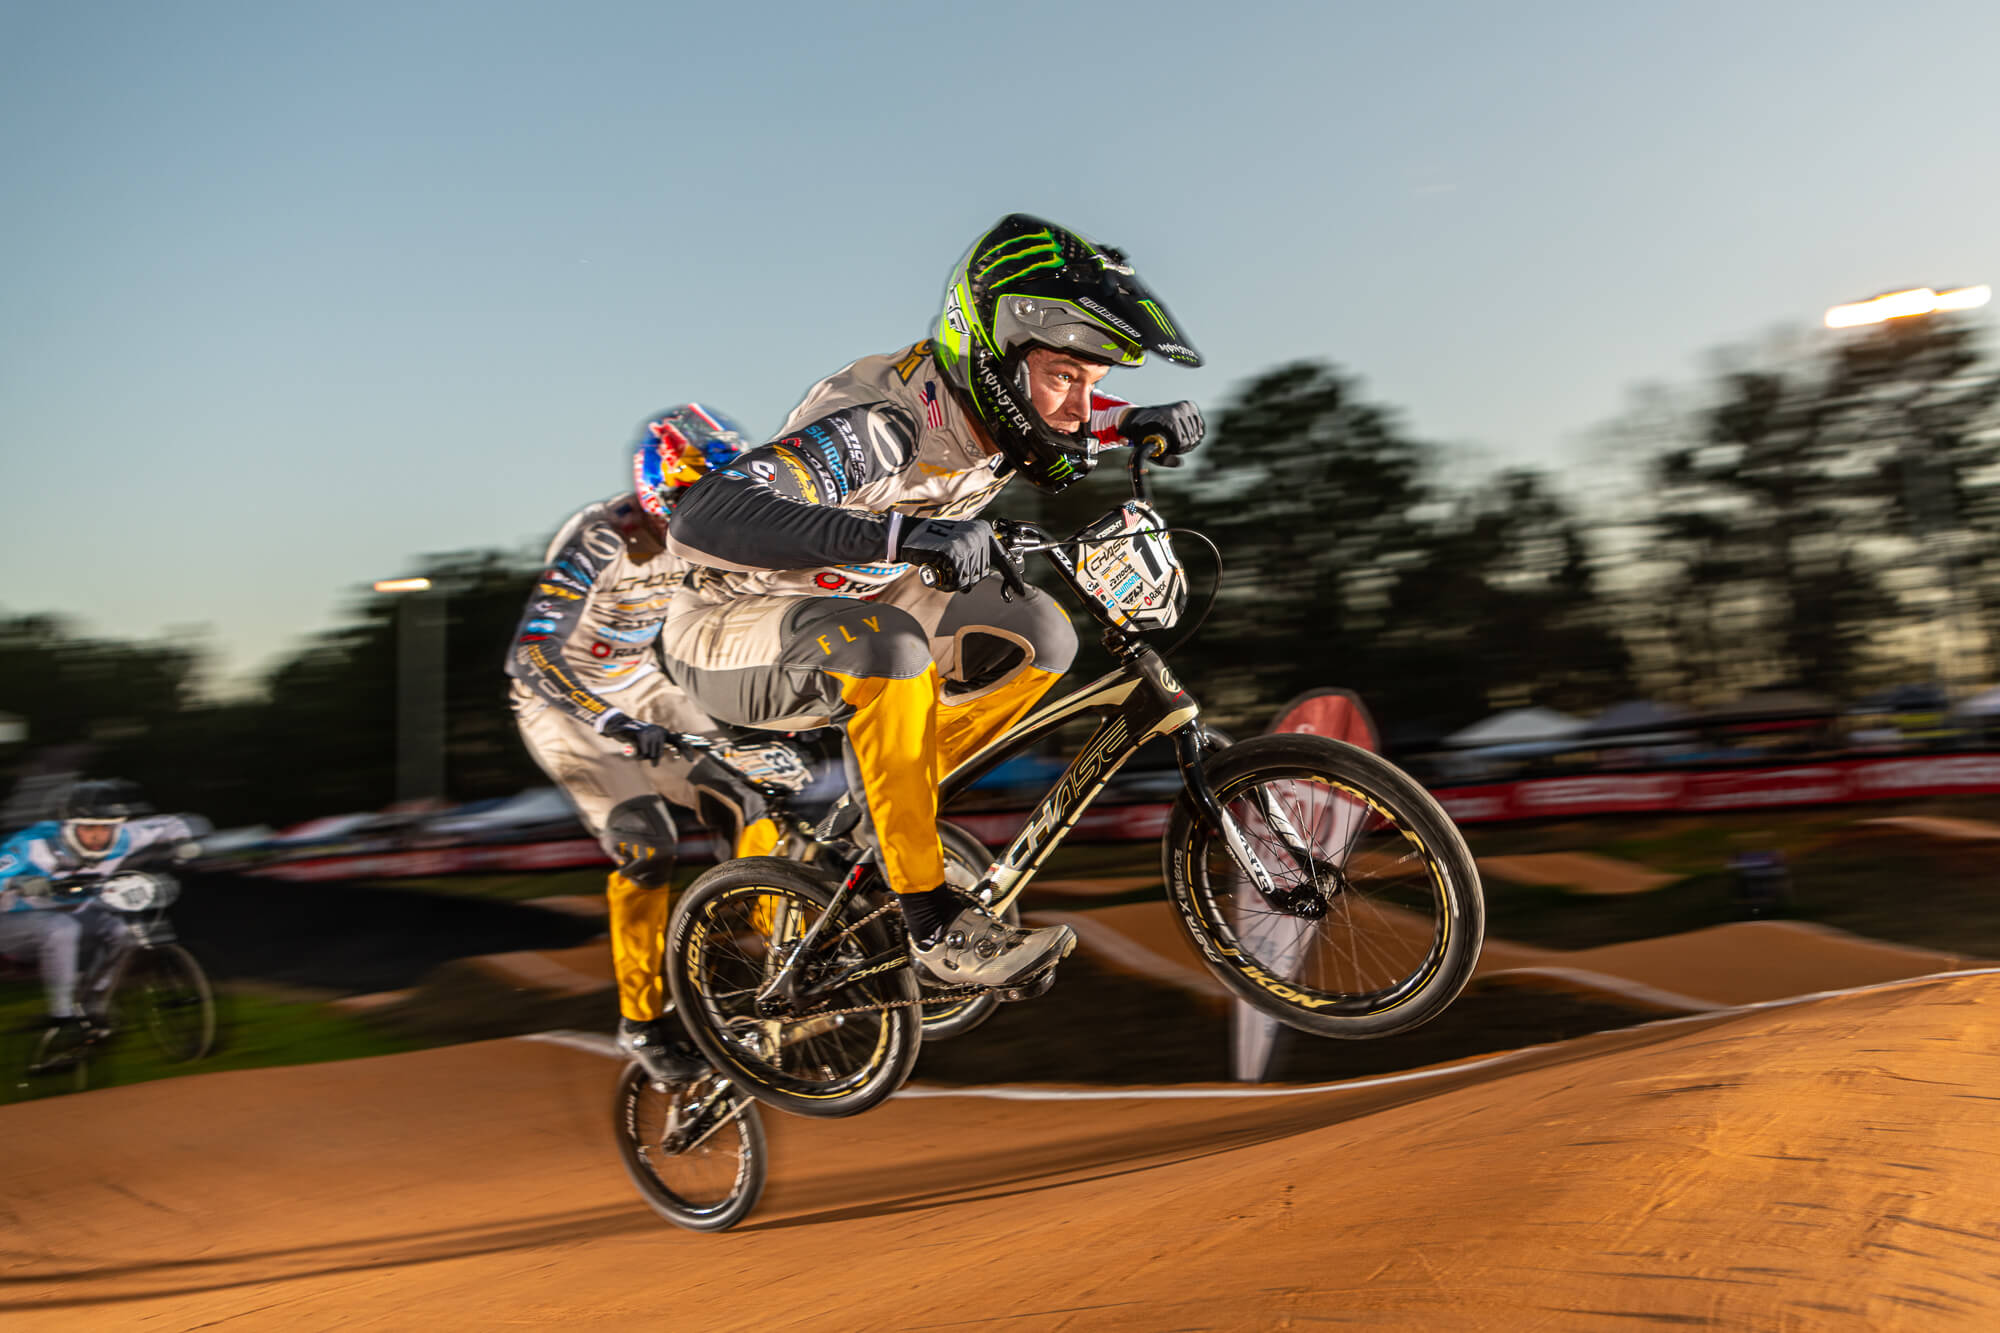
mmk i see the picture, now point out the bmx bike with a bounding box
[662,446,1487,1120]
[9,868,217,1094]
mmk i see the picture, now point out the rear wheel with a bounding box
[668,857,921,1118]
[1165,734,1483,1039]
[117,945,216,1064]
[613,1061,767,1231]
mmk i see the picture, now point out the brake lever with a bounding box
[990,531,1029,603]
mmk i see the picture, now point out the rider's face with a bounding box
[71,822,116,853]
[1021,348,1110,435]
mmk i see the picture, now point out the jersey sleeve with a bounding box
[504,517,630,730]
[667,404,917,572]
[1089,390,1133,447]
[0,828,51,884]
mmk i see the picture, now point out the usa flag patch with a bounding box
[923,381,945,431]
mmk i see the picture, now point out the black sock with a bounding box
[900,886,958,948]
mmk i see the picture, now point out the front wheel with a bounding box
[1164,734,1484,1040]
[117,944,216,1064]
[613,1061,767,1231]
[668,857,921,1118]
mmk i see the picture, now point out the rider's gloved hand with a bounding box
[899,517,995,592]
[1121,401,1205,467]
[603,713,675,765]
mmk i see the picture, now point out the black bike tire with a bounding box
[612,1060,768,1232]
[667,857,921,1119]
[120,944,217,1064]
[1163,733,1484,1040]
[917,819,1012,1043]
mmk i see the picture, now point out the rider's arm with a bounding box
[118,815,212,861]
[0,827,64,911]
[666,404,916,572]
[504,514,639,733]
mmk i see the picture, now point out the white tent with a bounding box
[1443,707,1587,749]
[1953,686,2000,720]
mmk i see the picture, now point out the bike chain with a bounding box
[775,899,990,1019]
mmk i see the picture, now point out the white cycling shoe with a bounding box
[910,905,1076,989]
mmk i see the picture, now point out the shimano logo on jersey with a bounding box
[1076,296,1143,341]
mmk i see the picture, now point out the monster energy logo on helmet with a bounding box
[933,213,1202,495]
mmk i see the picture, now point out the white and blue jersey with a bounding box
[0,816,205,913]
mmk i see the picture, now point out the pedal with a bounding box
[993,966,1060,1003]
[813,799,863,844]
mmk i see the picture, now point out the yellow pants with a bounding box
[608,817,779,1023]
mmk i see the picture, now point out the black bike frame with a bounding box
[941,647,1198,916]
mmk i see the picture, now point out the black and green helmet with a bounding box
[934,213,1201,493]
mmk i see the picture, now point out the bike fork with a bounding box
[1173,730,1319,896]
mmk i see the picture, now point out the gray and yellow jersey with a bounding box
[666,339,1132,603]
[504,496,687,730]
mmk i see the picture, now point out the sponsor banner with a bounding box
[1437,754,2000,822]
[1516,774,1685,816]
[239,750,2000,880]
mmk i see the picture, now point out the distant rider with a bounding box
[0,779,207,1062]
[663,214,1204,987]
[505,404,801,1083]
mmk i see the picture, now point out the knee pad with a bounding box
[605,796,679,888]
[950,632,1029,693]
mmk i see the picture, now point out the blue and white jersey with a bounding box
[0,815,205,913]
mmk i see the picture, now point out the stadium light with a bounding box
[1824,284,1991,329]
[373,576,446,805]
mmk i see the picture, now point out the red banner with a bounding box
[1436,754,2000,822]
[245,752,2000,881]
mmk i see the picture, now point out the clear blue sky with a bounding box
[4,1,1996,690]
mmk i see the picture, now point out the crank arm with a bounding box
[663,1079,753,1154]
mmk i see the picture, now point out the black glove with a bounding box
[899,517,995,592]
[1121,401,1205,467]
[605,713,674,765]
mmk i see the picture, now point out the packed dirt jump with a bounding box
[10,955,2000,1328]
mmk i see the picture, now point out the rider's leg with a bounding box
[662,594,1072,986]
[879,577,1078,774]
[662,595,949,898]
[603,795,681,1023]
[512,680,705,1028]
[23,911,84,1019]
[74,905,135,1023]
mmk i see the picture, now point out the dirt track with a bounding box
[10,965,2000,1329]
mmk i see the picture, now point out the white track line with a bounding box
[515,965,2000,1103]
